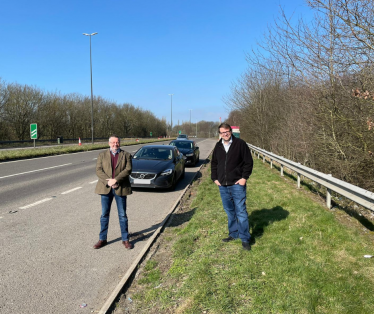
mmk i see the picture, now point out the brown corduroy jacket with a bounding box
[95,149,132,196]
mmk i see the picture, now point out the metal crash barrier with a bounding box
[248,143,374,212]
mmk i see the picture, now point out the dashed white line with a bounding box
[61,187,82,194]
[0,163,72,179]
[0,149,108,164]
[89,180,98,184]
[19,198,54,209]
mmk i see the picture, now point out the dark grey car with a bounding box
[130,145,185,190]
[177,134,188,139]
[169,140,199,166]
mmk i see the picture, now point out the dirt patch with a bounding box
[111,165,208,314]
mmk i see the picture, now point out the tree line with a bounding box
[0,79,169,141]
[0,78,222,143]
[225,0,374,192]
[171,120,220,139]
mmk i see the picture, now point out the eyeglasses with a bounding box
[109,142,120,144]
[219,131,231,135]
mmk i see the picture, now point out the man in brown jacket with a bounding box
[93,135,133,249]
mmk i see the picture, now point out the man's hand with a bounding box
[235,178,246,186]
[214,180,221,186]
[106,178,118,187]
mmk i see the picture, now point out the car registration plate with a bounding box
[133,179,151,184]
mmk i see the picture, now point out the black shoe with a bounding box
[242,242,251,251]
[222,236,235,243]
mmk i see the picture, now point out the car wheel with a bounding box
[169,175,177,191]
[181,166,185,179]
[192,156,197,166]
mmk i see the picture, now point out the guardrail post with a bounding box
[281,164,284,176]
[297,163,301,188]
[326,174,332,209]
[257,153,260,159]
[263,155,265,163]
[270,159,273,169]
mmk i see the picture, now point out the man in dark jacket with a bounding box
[211,123,253,251]
[93,135,133,250]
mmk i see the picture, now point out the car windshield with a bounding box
[178,134,187,138]
[170,141,193,149]
[133,147,173,160]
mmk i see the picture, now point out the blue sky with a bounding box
[0,0,312,125]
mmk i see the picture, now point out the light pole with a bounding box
[168,94,173,135]
[83,32,98,144]
[189,109,192,126]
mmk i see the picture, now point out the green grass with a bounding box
[0,138,174,161]
[131,159,374,313]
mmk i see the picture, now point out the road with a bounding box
[0,138,217,314]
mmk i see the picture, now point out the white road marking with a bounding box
[0,149,108,164]
[93,158,97,160]
[0,163,72,179]
[61,187,82,194]
[89,180,98,184]
[19,198,54,209]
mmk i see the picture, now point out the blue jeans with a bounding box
[99,189,129,241]
[218,184,250,243]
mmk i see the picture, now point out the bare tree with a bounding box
[4,83,43,140]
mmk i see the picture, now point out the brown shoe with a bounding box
[122,240,133,249]
[93,240,107,249]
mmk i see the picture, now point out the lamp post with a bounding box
[168,94,173,135]
[83,32,98,144]
[189,109,192,126]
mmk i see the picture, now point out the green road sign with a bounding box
[179,130,181,134]
[150,132,152,136]
[30,123,37,139]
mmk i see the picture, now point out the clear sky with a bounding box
[0,0,312,125]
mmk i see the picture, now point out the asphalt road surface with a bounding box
[0,138,217,314]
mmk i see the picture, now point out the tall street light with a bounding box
[189,109,192,126]
[83,32,98,144]
[168,94,173,135]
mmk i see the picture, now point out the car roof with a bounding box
[170,139,194,143]
[140,145,175,149]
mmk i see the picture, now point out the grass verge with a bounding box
[0,138,174,162]
[115,158,374,314]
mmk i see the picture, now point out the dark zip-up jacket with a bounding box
[211,135,253,186]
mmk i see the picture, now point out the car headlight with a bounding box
[186,153,194,156]
[161,169,173,176]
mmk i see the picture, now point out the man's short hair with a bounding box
[109,135,120,142]
[218,123,232,131]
